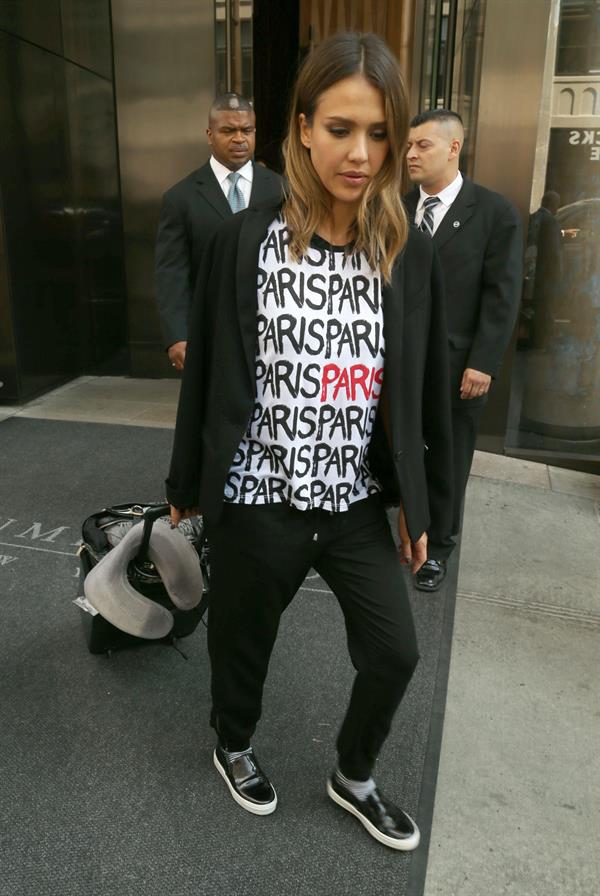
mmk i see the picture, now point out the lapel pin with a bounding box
[453,220,460,228]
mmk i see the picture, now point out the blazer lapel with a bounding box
[195,162,232,220]
[403,188,419,224]
[249,163,268,204]
[236,203,281,383]
[433,178,476,251]
[382,254,405,436]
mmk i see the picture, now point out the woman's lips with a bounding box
[340,172,368,184]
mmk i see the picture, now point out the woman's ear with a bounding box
[299,113,311,149]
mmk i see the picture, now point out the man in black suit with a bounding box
[155,93,283,371]
[404,109,523,591]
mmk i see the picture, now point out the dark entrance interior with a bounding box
[252,0,301,173]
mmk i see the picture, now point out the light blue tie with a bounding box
[226,171,245,213]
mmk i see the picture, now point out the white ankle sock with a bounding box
[223,746,252,761]
[335,769,376,800]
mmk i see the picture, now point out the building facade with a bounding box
[1,0,598,469]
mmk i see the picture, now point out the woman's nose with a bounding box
[347,133,369,162]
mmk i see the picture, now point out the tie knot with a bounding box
[227,171,241,186]
[423,196,441,209]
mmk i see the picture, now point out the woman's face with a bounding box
[299,74,390,213]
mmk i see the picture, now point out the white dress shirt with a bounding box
[415,172,463,235]
[210,156,253,209]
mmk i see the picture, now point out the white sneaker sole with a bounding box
[326,779,420,851]
[213,750,277,816]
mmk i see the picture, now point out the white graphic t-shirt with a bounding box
[225,216,385,512]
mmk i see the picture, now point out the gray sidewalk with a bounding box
[2,376,599,895]
[425,454,600,896]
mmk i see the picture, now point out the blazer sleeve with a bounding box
[467,201,523,377]
[423,248,454,539]
[164,233,217,509]
[155,193,194,349]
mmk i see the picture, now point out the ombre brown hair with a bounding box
[282,32,410,283]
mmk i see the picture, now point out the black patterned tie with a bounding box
[419,196,441,238]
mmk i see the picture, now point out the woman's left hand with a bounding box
[398,506,428,573]
[169,504,200,528]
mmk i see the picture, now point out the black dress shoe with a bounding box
[213,745,277,815]
[327,775,420,851]
[415,558,447,592]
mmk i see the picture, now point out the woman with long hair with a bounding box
[167,31,452,851]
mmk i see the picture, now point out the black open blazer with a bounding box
[155,161,283,348]
[166,203,453,543]
[404,178,523,404]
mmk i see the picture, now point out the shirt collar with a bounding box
[418,171,463,210]
[210,155,253,185]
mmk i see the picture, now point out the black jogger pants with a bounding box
[205,494,419,781]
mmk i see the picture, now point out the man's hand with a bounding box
[169,505,200,527]
[460,367,491,400]
[168,340,187,372]
[398,506,428,573]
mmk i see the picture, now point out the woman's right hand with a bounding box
[169,505,201,528]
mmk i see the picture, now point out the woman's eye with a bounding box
[371,131,388,141]
[328,128,349,138]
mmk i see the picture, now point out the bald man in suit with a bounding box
[155,93,283,371]
[404,109,523,591]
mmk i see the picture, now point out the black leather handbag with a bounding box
[76,502,209,655]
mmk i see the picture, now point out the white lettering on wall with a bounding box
[565,131,600,160]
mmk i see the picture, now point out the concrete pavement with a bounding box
[424,454,600,896]
[2,376,599,895]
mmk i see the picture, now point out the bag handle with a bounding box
[137,503,171,565]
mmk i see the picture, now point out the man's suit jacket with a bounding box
[166,201,454,544]
[404,178,523,407]
[155,160,283,348]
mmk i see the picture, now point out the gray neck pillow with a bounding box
[84,520,204,639]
